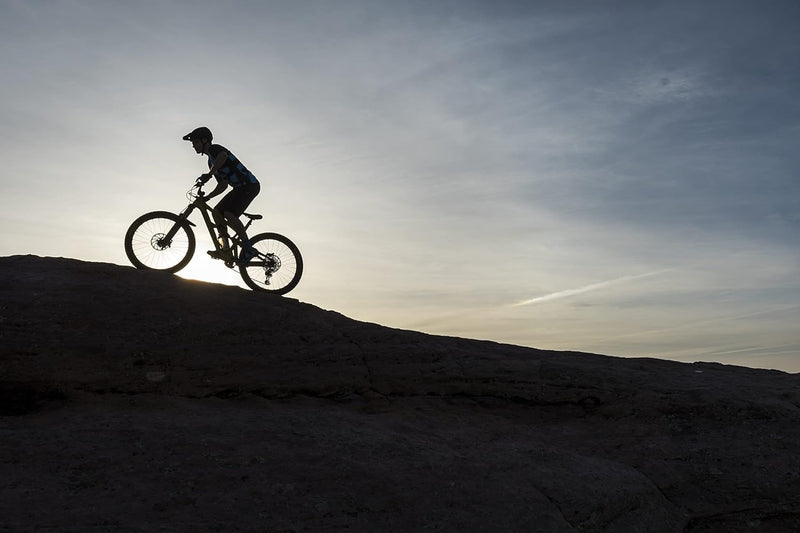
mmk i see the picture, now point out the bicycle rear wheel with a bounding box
[239,232,303,295]
[124,211,196,273]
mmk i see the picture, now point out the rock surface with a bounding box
[1,255,800,532]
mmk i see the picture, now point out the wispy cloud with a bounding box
[511,270,670,307]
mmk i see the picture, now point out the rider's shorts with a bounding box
[216,182,260,217]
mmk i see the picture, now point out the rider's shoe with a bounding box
[207,248,233,261]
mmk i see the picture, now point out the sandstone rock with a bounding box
[1,255,799,531]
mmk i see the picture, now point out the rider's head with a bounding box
[183,126,213,154]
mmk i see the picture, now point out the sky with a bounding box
[1,0,799,372]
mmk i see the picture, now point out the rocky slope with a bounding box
[1,255,799,532]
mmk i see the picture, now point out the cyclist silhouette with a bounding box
[183,126,260,263]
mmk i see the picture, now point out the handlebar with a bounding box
[187,182,206,201]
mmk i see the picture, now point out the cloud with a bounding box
[511,270,671,307]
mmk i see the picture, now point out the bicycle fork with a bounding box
[161,205,197,247]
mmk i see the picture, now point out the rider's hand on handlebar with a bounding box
[191,177,208,199]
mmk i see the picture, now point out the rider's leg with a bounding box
[211,208,230,249]
[214,183,259,258]
[225,183,259,247]
[223,211,249,246]
[224,211,257,263]
[206,207,235,261]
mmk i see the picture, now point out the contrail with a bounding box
[511,270,669,307]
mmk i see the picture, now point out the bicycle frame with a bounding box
[166,187,255,260]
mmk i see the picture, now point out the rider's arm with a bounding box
[208,150,228,176]
[204,178,228,200]
[199,149,230,198]
[199,150,229,184]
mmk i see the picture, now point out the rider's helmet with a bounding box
[182,126,213,142]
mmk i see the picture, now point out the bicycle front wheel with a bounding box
[124,211,196,273]
[239,232,303,295]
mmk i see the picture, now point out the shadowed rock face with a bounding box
[1,255,799,532]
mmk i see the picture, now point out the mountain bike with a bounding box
[124,183,303,295]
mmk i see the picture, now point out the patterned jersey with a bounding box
[207,144,259,188]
